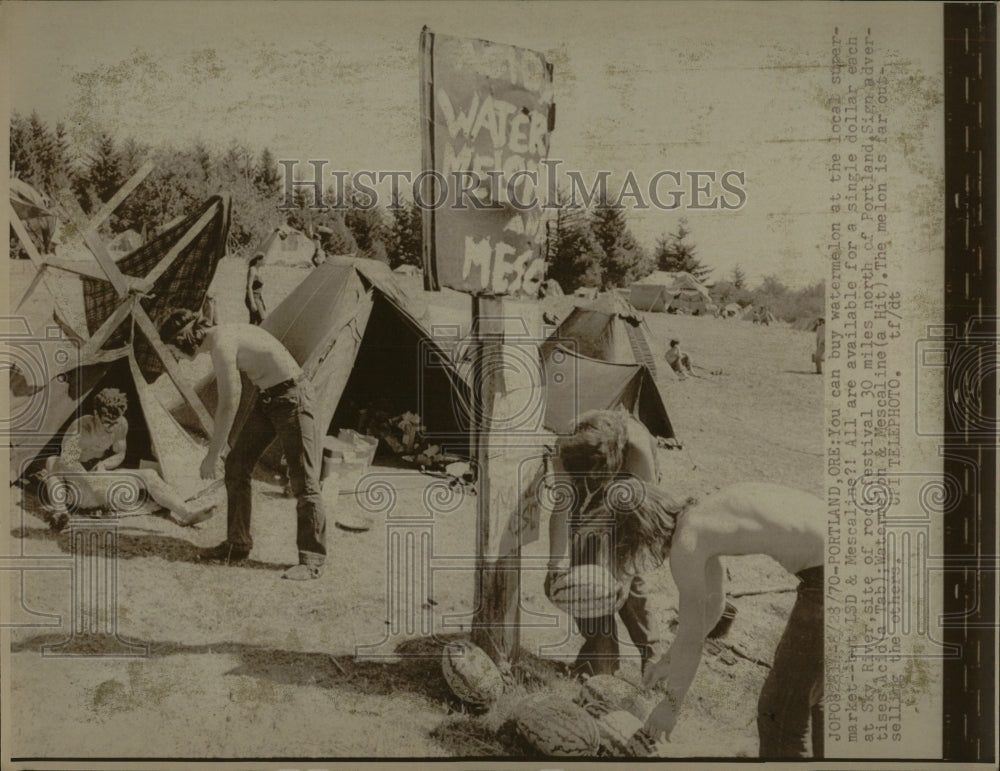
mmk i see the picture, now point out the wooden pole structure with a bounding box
[470,295,521,664]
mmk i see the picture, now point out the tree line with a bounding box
[10,112,822,321]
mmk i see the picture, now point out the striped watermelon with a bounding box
[547,563,624,618]
[515,696,601,757]
[626,727,658,757]
[596,709,645,754]
[441,641,505,707]
[578,674,651,720]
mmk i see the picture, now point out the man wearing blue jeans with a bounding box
[158,308,326,580]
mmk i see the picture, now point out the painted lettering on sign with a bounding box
[421,31,554,297]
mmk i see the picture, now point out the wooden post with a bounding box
[470,295,521,664]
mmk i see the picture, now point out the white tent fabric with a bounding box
[256,226,317,266]
[630,270,711,313]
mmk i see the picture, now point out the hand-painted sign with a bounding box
[420,29,554,297]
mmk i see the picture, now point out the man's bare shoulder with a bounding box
[676,481,825,568]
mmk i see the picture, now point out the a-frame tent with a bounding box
[540,294,676,440]
[174,256,473,464]
[541,292,659,375]
[542,347,676,440]
[630,270,712,314]
[256,225,318,267]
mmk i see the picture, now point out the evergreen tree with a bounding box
[730,263,747,289]
[545,193,602,291]
[344,202,388,263]
[254,147,281,197]
[89,132,125,205]
[589,197,652,290]
[653,217,712,282]
[386,193,423,268]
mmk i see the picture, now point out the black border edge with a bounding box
[942,2,996,762]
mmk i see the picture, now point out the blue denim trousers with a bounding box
[757,565,824,758]
[224,381,326,566]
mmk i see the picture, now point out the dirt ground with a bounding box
[5,259,822,760]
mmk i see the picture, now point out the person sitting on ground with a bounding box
[665,339,694,378]
[245,253,265,325]
[41,388,216,531]
[158,307,327,580]
[601,479,824,757]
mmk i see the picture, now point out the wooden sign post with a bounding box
[419,29,554,666]
[469,296,521,663]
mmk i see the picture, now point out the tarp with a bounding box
[539,293,676,440]
[10,350,208,490]
[10,194,231,494]
[82,194,231,381]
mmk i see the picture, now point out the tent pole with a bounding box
[86,160,155,231]
[8,203,63,314]
[470,295,521,664]
[57,192,130,296]
[132,307,215,438]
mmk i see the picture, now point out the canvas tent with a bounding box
[256,226,318,266]
[541,292,659,375]
[630,271,711,314]
[543,350,676,440]
[540,294,676,440]
[175,256,472,463]
[10,194,232,492]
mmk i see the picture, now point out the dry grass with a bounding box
[6,262,820,759]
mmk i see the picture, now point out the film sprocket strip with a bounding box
[942,3,996,762]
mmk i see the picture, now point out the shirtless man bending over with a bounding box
[627,481,825,757]
[158,308,326,580]
[43,387,215,530]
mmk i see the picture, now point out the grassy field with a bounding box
[6,258,822,759]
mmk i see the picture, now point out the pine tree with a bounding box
[589,198,652,290]
[254,147,281,197]
[730,264,747,289]
[653,217,712,282]
[344,202,388,262]
[386,193,423,269]
[89,132,125,205]
[545,196,603,292]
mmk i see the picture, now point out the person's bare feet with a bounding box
[171,504,217,527]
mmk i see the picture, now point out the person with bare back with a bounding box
[158,308,326,580]
[604,480,825,757]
